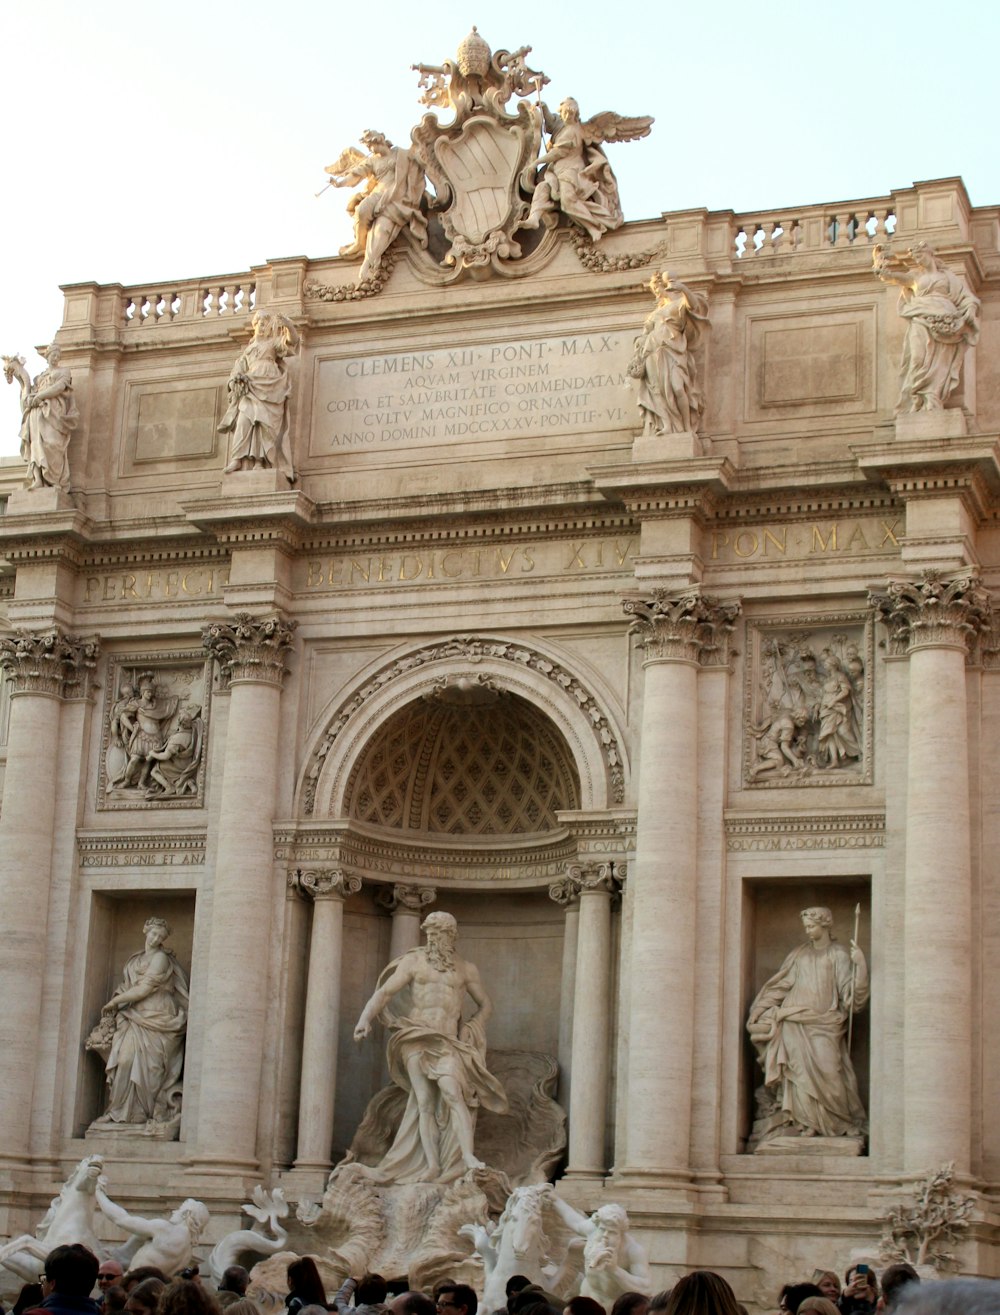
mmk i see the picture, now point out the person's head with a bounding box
[357,1275,387,1306]
[143,917,170,948]
[896,1279,1000,1315]
[226,1302,264,1315]
[564,1299,606,1315]
[44,1245,100,1299]
[12,1284,43,1315]
[159,1278,222,1315]
[436,1285,477,1315]
[105,1286,129,1314]
[880,1265,920,1310]
[800,908,833,942]
[664,1272,741,1315]
[127,1279,166,1315]
[610,1294,647,1315]
[423,912,458,969]
[797,1301,840,1315]
[125,1269,169,1295]
[648,1294,671,1315]
[390,1296,435,1315]
[99,1261,126,1292]
[507,1279,532,1303]
[220,1269,249,1297]
[844,1267,879,1302]
[813,1273,840,1303]
[778,1285,821,1315]
[287,1258,326,1307]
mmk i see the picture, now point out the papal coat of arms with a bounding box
[320,28,653,286]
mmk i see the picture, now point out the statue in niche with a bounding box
[872,242,980,414]
[525,98,653,242]
[106,667,206,804]
[746,906,868,1150]
[86,917,189,1138]
[628,270,709,435]
[3,345,78,491]
[325,131,429,285]
[352,910,509,1183]
[748,631,865,782]
[219,310,298,479]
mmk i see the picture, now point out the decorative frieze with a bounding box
[623,590,741,666]
[77,831,207,868]
[202,612,296,686]
[725,811,885,852]
[743,614,874,789]
[0,627,99,699]
[869,569,991,655]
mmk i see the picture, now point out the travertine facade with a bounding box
[2,164,1000,1305]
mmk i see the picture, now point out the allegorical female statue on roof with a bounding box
[3,345,78,491]
[218,310,298,479]
[873,241,980,414]
[629,271,710,435]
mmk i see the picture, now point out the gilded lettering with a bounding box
[565,543,587,570]
[85,577,101,604]
[398,555,423,582]
[306,560,324,588]
[810,524,838,553]
[734,530,759,558]
[880,519,901,547]
[763,528,787,555]
[164,571,180,598]
[844,523,870,552]
[350,559,371,583]
[711,530,729,560]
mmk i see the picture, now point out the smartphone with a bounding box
[856,1265,870,1276]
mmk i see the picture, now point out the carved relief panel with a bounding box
[742,614,873,788]
[98,652,212,810]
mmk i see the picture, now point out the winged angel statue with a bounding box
[525,98,653,241]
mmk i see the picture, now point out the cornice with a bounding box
[724,810,885,851]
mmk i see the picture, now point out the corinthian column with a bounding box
[294,868,362,1171]
[615,590,739,1188]
[870,570,989,1174]
[563,862,618,1178]
[377,884,437,961]
[548,874,581,1106]
[194,612,295,1172]
[0,629,98,1166]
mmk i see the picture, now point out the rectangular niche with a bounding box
[742,613,873,789]
[97,652,212,811]
[740,878,871,1153]
[74,891,195,1138]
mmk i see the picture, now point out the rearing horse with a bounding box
[0,1155,108,1283]
[462,1184,564,1314]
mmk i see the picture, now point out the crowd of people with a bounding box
[4,1244,999,1315]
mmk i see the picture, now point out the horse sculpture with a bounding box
[461,1184,574,1313]
[0,1155,109,1282]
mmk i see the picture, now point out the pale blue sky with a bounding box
[1,0,996,456]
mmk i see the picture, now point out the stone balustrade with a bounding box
[734,200,898,258]
[123,279,256,327]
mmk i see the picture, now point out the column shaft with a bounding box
[904,643,972,1171]
[0,692,62,1162]
[194,678,283,1168]
[295,891,347,1169]
[622,655,699,1180]
[567,881,613,1176]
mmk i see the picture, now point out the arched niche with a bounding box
[297,634,629,822]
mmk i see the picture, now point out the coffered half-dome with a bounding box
[344,691,581,835]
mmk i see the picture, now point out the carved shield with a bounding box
[433,115,529,243]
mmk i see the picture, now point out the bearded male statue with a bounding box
[353,910,508,1183]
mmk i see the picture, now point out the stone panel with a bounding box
[745,307,875,421]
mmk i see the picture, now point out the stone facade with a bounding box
[2,172,1000,1302]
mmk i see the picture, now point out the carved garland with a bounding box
[305,248,399,303]
[570,229,667,273]
[302,635,626,815]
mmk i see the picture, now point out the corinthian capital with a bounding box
[202,611,296,686]
[295,868,362,900]
[623,590,741,665]
[376,884,437,913]
[0,627,99,698]
[869,569,991,656]
[548,874,581,906]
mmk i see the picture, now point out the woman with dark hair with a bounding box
[663,1272,741,1315]
[564,1299,606,1315]
[11,1285,43,1315]
[286,1260,328,1314]
[610,1294,647,1315]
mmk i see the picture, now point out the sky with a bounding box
[1,0,998,456]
